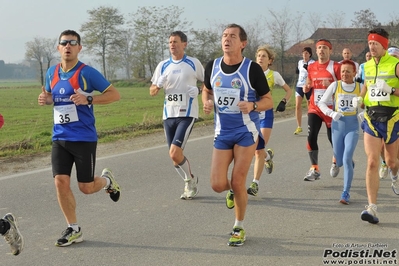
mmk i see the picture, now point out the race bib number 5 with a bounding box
[314,89,333,106]
[54,104,79,124]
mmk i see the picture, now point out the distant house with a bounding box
[272,28,369,84]
[286,28,370,63]
[274,26,398,85]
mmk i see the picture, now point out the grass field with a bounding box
[0,82,296,158]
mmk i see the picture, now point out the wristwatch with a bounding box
[252,102,258,111]
[87,96,93,105]
[391,88,396,95]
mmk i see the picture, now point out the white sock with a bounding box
[234,219,244,228]
[252,179,259,185]
[390,170,398,180]
[68,223,79,232]
[265,152,270,161]
[175,157,193,181]
[103,176,110,189]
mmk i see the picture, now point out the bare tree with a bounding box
[307,12,324,34]
[242,19,267,60]
[386,14,399,47]
[186,28,222,66]
[25,37,57,85]
[108,29,135,79]
[129,5,191,78]
[326,10,346,28]
[42,38,58,70]
[351,9,380,29]
[80,6,125,79]
[265,7,293,76]
[291,12,306,43]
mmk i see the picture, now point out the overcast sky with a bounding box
[0,0,393,63]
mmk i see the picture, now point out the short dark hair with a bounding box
[170,31,187,42]
[368,28,389,39]
[302,47,312,57]
[225,23,247,42]
[59,30,81,44]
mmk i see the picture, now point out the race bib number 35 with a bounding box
[54,104,79,124]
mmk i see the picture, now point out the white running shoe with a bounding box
[180,176,198,199]
[360,205,379,224]
[304,168,320,181]
[391,175,399,195]
[2,213,24,255]
[330,163,340,177]
[379,162,388,179]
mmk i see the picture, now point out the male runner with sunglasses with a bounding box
[38,29,121,247]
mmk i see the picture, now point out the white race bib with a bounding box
[368,84,390,102]
[54,104,79,124]
[314,89,333,106]
[336,93,356,113]
[165,93,187,107]
[214,87,240,113]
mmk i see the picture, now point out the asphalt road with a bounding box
[1,115,398,266]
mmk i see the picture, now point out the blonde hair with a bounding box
[256,45,275,65]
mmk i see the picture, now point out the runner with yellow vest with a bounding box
[318,60,361,204]
[247,45,292,196]
[353,28,399,224]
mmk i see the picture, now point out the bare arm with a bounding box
[303,77,312,93]
[93,85,120,104]
[282,83,292,102]
[202,85,214,114]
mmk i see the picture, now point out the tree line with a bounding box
[24,5,399,85]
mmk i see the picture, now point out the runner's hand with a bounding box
[330,111,344,121]
[156,75,167,88]
[352,97,363,108]
[376,79,392,94]
[187,86,199,98]
[275,100,286,112]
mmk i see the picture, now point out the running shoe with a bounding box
[247,182,259,196]
[2,213,24,255]
[226,190,234,209]
[330,163,340,177]
[228,227,246,246]
[294,127,302,135]
[55,227,83,247]
[360,205,379,224]
[180,175,199,199]
[339,191,350,205]
[303,168,320,181]
[102,168,121,202]
[379,162,388,179]
[264,148,274,174]
[391,175,399,195]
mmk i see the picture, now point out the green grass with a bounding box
[0,80,41,88]
[0,84,296,158]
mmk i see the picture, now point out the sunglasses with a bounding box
[59,40,79,46]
